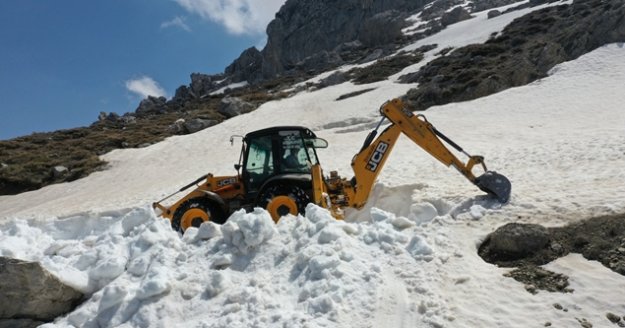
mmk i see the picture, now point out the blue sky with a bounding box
[0,0,285,140]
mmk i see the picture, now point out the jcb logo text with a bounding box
[367,142,388,172]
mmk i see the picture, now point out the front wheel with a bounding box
[258,184,310,222]
[171,198,226,233]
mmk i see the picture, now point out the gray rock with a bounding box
[51,166,68,178]
[98,112,121,122]
[360,49,386,63]
[488,9,502,19]
[135,95,168,115]
[487,223,550,259]
[190,73,225,98]
[169,118,186,134]
[0,318,45,328]
[173,85,192,103]
[184,118,218,134]
[218,97,255,119]
[225,47,264,83]
[358,10,404,47]
[440,7,472,26]
[606,312,621,323]
[120,114,136,125]
[420,0,464,21]
[318,71,348,88]
[472,0,520,12]
[296,51,343,73]
[0,257,83,322]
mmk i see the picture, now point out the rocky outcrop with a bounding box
[402,0,625,110]
[135,95,168,115]
[440,7,472,26]
[190,73,226,98]
[225,47,264,83]
[0,257,83,326]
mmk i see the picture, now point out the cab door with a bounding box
[242,135,275,194]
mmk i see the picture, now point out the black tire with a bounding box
[171,197,226,233]
[258,184,311,221]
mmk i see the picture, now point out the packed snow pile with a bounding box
[0,204,458,327]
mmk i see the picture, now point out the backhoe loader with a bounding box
[153,98,511,232]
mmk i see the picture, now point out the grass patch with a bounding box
[347,51,424,84]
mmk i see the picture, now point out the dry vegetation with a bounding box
[347,51,425,84]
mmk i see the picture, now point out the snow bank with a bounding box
[1,204,449,327]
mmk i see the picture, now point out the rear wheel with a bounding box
[258,184,311,222]
[172,198,226,233]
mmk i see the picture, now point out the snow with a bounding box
[210,81,249,96]
[2,2,625,327]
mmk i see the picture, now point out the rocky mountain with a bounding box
[1,0,624,196]
[183,0,522,98]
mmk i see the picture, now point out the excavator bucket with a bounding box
[474,171,511,203]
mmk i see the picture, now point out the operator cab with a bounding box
[238,126,327,195]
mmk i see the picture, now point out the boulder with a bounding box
[0,318,45,328]
[488,9,502,19]
[0,257,83,323]
[169,118,186,134]
[184,118,218,134]
[218,97,255,118]
[50,166,68,179]
[485,223,550,260]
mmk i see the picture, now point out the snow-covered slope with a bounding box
[1,2,625,327]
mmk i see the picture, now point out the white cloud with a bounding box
[161,16,192,32]
[125,77,167,99]
[173,0,286,35]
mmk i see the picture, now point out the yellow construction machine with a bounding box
[153,98,511,232]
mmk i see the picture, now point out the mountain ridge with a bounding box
[1,0,623,196]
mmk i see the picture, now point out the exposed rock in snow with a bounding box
[217,97,256,118]
[0,257,83,323]
[482,223,550,260]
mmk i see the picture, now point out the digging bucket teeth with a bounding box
[474,171,511,203]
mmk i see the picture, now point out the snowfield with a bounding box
[1,2,625,327]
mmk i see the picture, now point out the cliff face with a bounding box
[258,0,428,78]
[223,0,519,84]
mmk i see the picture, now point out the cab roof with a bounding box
[244,126,318,140]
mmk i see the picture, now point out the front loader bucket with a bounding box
[474,171,511,203]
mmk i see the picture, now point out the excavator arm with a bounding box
[335,98,511,209]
